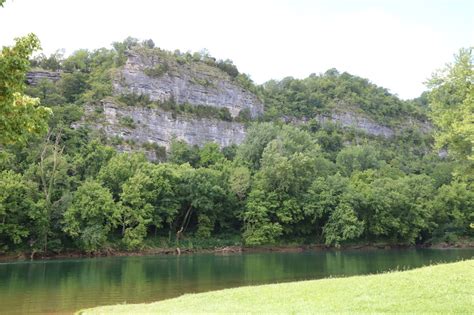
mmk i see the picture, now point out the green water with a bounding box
[0,248,472,314]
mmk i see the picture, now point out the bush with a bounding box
[117,93,151,107]
[143,62,169,78]
[119,116,136,129]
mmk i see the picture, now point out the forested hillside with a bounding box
[0,37,472,256]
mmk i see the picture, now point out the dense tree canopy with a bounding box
[0,39,472,255]
[428,48,473,172]
[0,34,51,144]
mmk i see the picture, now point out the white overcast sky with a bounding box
[1,0,473,99]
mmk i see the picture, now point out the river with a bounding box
[0,248,472,314]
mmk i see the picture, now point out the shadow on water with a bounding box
[0,248,472,314]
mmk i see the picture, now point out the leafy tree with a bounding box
[59,72,89,103]
[168,139,200,167]
[30,50,63,71]
[63,180,118,252]
[428,48,473,164]
[235,123,280,170]
[350,173,435,244]
[176,167,227,240]
[229,166,251,200]
[98,152,147,201]
[242,126,326,244]
[26,132,71,252]
[72,140,115,180]
[323,201,364,246]
[119,163,180,249]
[199,142,225,167]
[336,145,380,176]
[0,34,51,144]
[432,181,474,239]
[0,171,36,250]
[26,79,66,106]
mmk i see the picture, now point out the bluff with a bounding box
[28,45,431,151]
[113,48,264,118]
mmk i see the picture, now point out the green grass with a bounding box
[80,260,474,314]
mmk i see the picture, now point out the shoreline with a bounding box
[1,240,473,263]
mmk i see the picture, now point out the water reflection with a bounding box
[0,248,472,314]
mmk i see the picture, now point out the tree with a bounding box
[0,171,36,250]
[98,152,147,201]
[235,123,280,170]
[199,142,224,167]
[168,139,200,167]
[27,132,70,252]
[432,181,474,239]
[72,140,115,180]
[428,48,473,165]
[63,180,118,252]
[323,201,364,247]
[229,166,251,200]
[350,173,435,244]
[0,34,51,144]
[176,167,227,240]
[336,145,380,176]
[119,163,180,249]
[242,126,325,244]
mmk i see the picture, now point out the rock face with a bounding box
[29,50,432,153]
[113,49,264,118]
[285,110,431,138]
[320,112,395,137]
[26,71,61,86]
[84,100,246,149]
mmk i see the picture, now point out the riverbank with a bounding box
[1,238,473,262]
[79,259,474,314]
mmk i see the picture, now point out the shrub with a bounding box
[143,62,169,78]
[119,116,136,129]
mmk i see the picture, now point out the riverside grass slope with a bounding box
[81,260,474,314]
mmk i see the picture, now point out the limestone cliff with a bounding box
[26,70,61,86]
[81,100,246,150]
[113,48,264,118]
[28,47,431,151]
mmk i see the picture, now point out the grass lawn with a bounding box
[80,259,474,314]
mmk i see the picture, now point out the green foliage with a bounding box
[323,202,364,246]
[336,145,380,176]
[119,116,136,129]
[431,181,474,238]
[261,70,426,125]
[168,139,201,167]
[98,152,147,201]
[427,47,473,170]
[0,34,52,144]
[0,171,36,250]
[1,39,471,255]
[30,50,63,71]
[199,142,224,167]
[26,79,66,106]
[63,180,118,252]
[143,63,169,78]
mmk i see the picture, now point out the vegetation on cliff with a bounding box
[0,36,472,255]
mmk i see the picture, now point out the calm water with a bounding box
[0,248,472,314]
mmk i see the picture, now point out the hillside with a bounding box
[2,37,471,257]
[26,40,431,152]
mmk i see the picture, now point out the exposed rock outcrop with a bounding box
[26,71,61,86]
[81,100,246,149]
[113,49,264,118]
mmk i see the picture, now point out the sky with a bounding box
[1,0,473,99]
